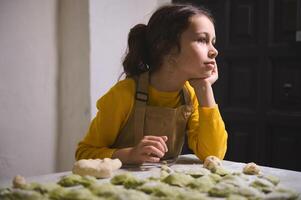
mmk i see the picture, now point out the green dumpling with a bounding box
[89,183,121,198]
[29,182,62,195]
[110,173,145,189]
[113,188,150,200]
[264,187,300,200]
[231,172,249,181]
[186,175,214,192]
[63,188,100,200]
[250,178,275,193]
[58,174,82,187]
[138,181,180,198]
[159,165,173,180]
[257,174,280,186]
[0,188,47,200]
[177,189,211,200]
[9,181,62,196]
[48,186,69,200]
[208,173,222,183]
[58,174,97,187]
[227,194,248,200]
[90,182,149,200]
[162,172,194,187]
[209,182,239,197]
[185,168,210,178]
[237,186,264,199]
[213,166,231,176]
[221,174,248,188]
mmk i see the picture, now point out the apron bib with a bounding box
[112,72,193,160]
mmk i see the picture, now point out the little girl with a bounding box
[76,3,228,164]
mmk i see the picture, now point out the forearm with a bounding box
[193,82,216,107]
[188,107,228,161]
[111,148,133,164]
[75,142,116,160]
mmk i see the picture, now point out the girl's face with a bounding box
[172,14,218,80]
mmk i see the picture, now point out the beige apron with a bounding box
[111,72,193,160]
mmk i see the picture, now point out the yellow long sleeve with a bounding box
[75,78,228,161]
[187,105,228,161]
[76,79,135,160]
[184,83,228,161]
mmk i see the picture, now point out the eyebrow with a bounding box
[195,32,216,41]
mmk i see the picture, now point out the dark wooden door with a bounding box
[174,0,301,171]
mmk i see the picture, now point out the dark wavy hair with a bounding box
[122,3,214,77]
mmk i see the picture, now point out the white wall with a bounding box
[57,0,90,172]
[0,0,171,180]
[89,0,171,117]
[0,0,58,178]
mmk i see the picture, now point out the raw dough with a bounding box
[13,175,27,189]
[243,162,260,175]
[203,156,222,171]
[72,158,122,178]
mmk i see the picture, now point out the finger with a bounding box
[144,135,168,152]
[141,140,165,153]
[161,136,168,152]
[142,155,160,163]
[161,136,168,142]
[143,145,165,158]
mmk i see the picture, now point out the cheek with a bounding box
[195,48,207,61]
[189,52,206,71]
[175,46,206,70]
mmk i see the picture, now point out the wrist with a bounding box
[194,84,216,108]
[112,147,133,164]
[194,82,212,96]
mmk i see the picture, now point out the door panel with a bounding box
[268,57,301,111]
[271,0,298,43]
[224,58,258,111]
[266,123,301,171]
[226,121,258,163]
[229,0,259,46]
[174,0,301,171]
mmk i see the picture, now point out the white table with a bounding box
[1,154,301,193]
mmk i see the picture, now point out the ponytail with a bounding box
[122,24,149,77]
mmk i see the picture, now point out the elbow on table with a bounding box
[75,142,93,161]
[194,144,227,162]
[75,146,84,161]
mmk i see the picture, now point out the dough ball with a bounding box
[243,162,260,175]
[103,158,122,171]
[12,175,27,188]
[72,158,122,178]
[203,156,222,171]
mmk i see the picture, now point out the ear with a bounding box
[166,47,179,66]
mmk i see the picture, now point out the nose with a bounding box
[208,46,218,59]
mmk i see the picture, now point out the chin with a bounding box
[196,74,211,79]
[189,72,211,79]
[200,72,212,78]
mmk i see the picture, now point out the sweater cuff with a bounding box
[198,104,221,120]
[101,148,117,158]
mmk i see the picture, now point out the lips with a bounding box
[204,61,215,70]
[204,61,215,65]
[204,61,215,66]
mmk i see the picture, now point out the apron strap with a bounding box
[134,72,149,145]
[182,84,192,106]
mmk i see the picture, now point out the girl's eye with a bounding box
[198,38,207,43]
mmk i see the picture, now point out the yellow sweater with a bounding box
[76,78,228,161]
